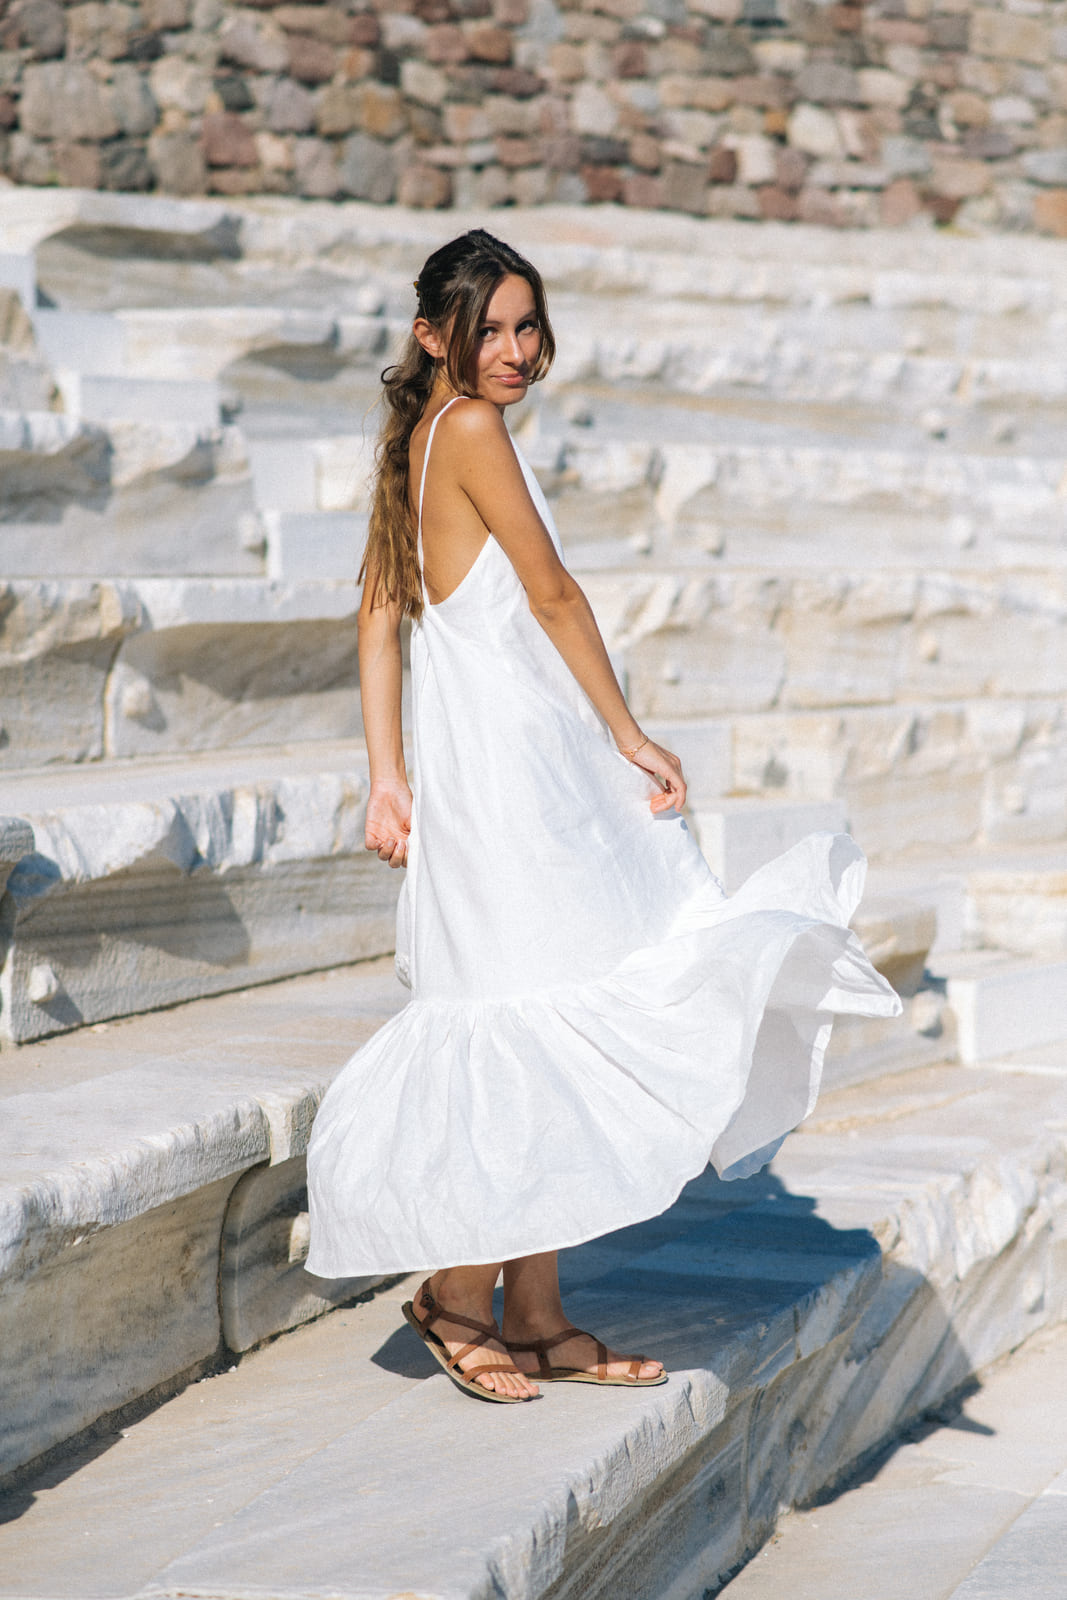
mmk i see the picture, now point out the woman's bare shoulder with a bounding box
[439,396,509,442]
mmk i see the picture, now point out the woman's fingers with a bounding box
[634,742,687,813]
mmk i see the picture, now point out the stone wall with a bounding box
[0,0,1066,232]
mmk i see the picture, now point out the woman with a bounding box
[306,229,900,1404]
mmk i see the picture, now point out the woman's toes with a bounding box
[639,1359,663,1380]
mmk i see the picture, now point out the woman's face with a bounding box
[472,272,542,410]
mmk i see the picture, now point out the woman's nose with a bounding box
[503,329,524,363]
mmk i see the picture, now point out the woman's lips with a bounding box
[494,373,528,385]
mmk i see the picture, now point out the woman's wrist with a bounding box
[370,774,410,792]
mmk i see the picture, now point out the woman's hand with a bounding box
[365,778,412,868]
[621,739,687,815]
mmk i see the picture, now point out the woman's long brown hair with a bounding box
[361,229,556,619]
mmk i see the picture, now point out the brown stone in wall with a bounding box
[1034,188,1067,236]
[141,0,188,29]
[397,161,451,206]
[0,93,15,128]
[580,163,623,202]
[708,144,738,184]
[275,6,359,45]
[490,66,541,97]
[495,134,538,167]
[612,41,646,79]
[880,176,922,225]
[622,171,662,208]
[776,146,806,191]
[209,165,265,195]
[629,132,660,172]
[359,83,408,139]
[425,24,468,63]
[465,24,511,63]
[202,110,258,166]
[349,13,381,48]
[759,184,799,220]
[286,34,336,84]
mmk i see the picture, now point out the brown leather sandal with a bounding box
[505,1325,668,1387]
[401,1280,539,1404]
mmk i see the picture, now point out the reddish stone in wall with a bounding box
[466,25,511,64]
[286,35,337,84]
[708,146,738,184]
[202,111,258,168]
[581,163,623,202]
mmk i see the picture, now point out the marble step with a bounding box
[870,843,1067,962]
[0,409,265,579]
[0,576,364,769]
[16,189,1067,320]
[717,1321,1067,1600]
[933,949,1067,1066]
[72,299,1067,424]
[250,424,1067,570]
[0,956,406,1481]
[2,1041,1064,1596]
[0,743,399,1043]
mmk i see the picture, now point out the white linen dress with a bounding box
[306,397,901,1277]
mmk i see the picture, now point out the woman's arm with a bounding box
[358,570,412,866]
[443,401,686,814]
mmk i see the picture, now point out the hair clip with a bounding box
[413,280,420,293]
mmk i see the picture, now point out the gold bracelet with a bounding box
[620,735,650,762]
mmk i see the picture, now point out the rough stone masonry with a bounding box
[0,0,1066,234]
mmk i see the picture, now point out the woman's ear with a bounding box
[413,317,445,360]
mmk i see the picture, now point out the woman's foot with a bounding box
[416,1271,540,1401]
[502,1321,665,1386]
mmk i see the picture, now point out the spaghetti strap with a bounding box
[416,394,466,572]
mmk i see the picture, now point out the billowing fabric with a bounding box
[306,399,901,1276]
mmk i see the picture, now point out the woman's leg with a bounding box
[501,1252,664,1381]
[424,1263,540,1399]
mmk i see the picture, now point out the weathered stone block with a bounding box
[0,580,141,768]
[0,1174,238,1479]
[220,1155,380,1353]
[0,765,400,1040]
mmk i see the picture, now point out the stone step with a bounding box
[534,435,1067,571]
[0,577,363,769]
[5,576,1065,872]
[1,1036,1064,1596]
[57,372,224,428]
[932,950,1067,1066]
[869,843,1067,962]
[0,409,265,578]
[716,1321,1067,1600]
[19,193,1067,323]
[0,956,406,1482]
[240,427,1067,571]
[0,742,399,1043]
[0,286,56,412]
